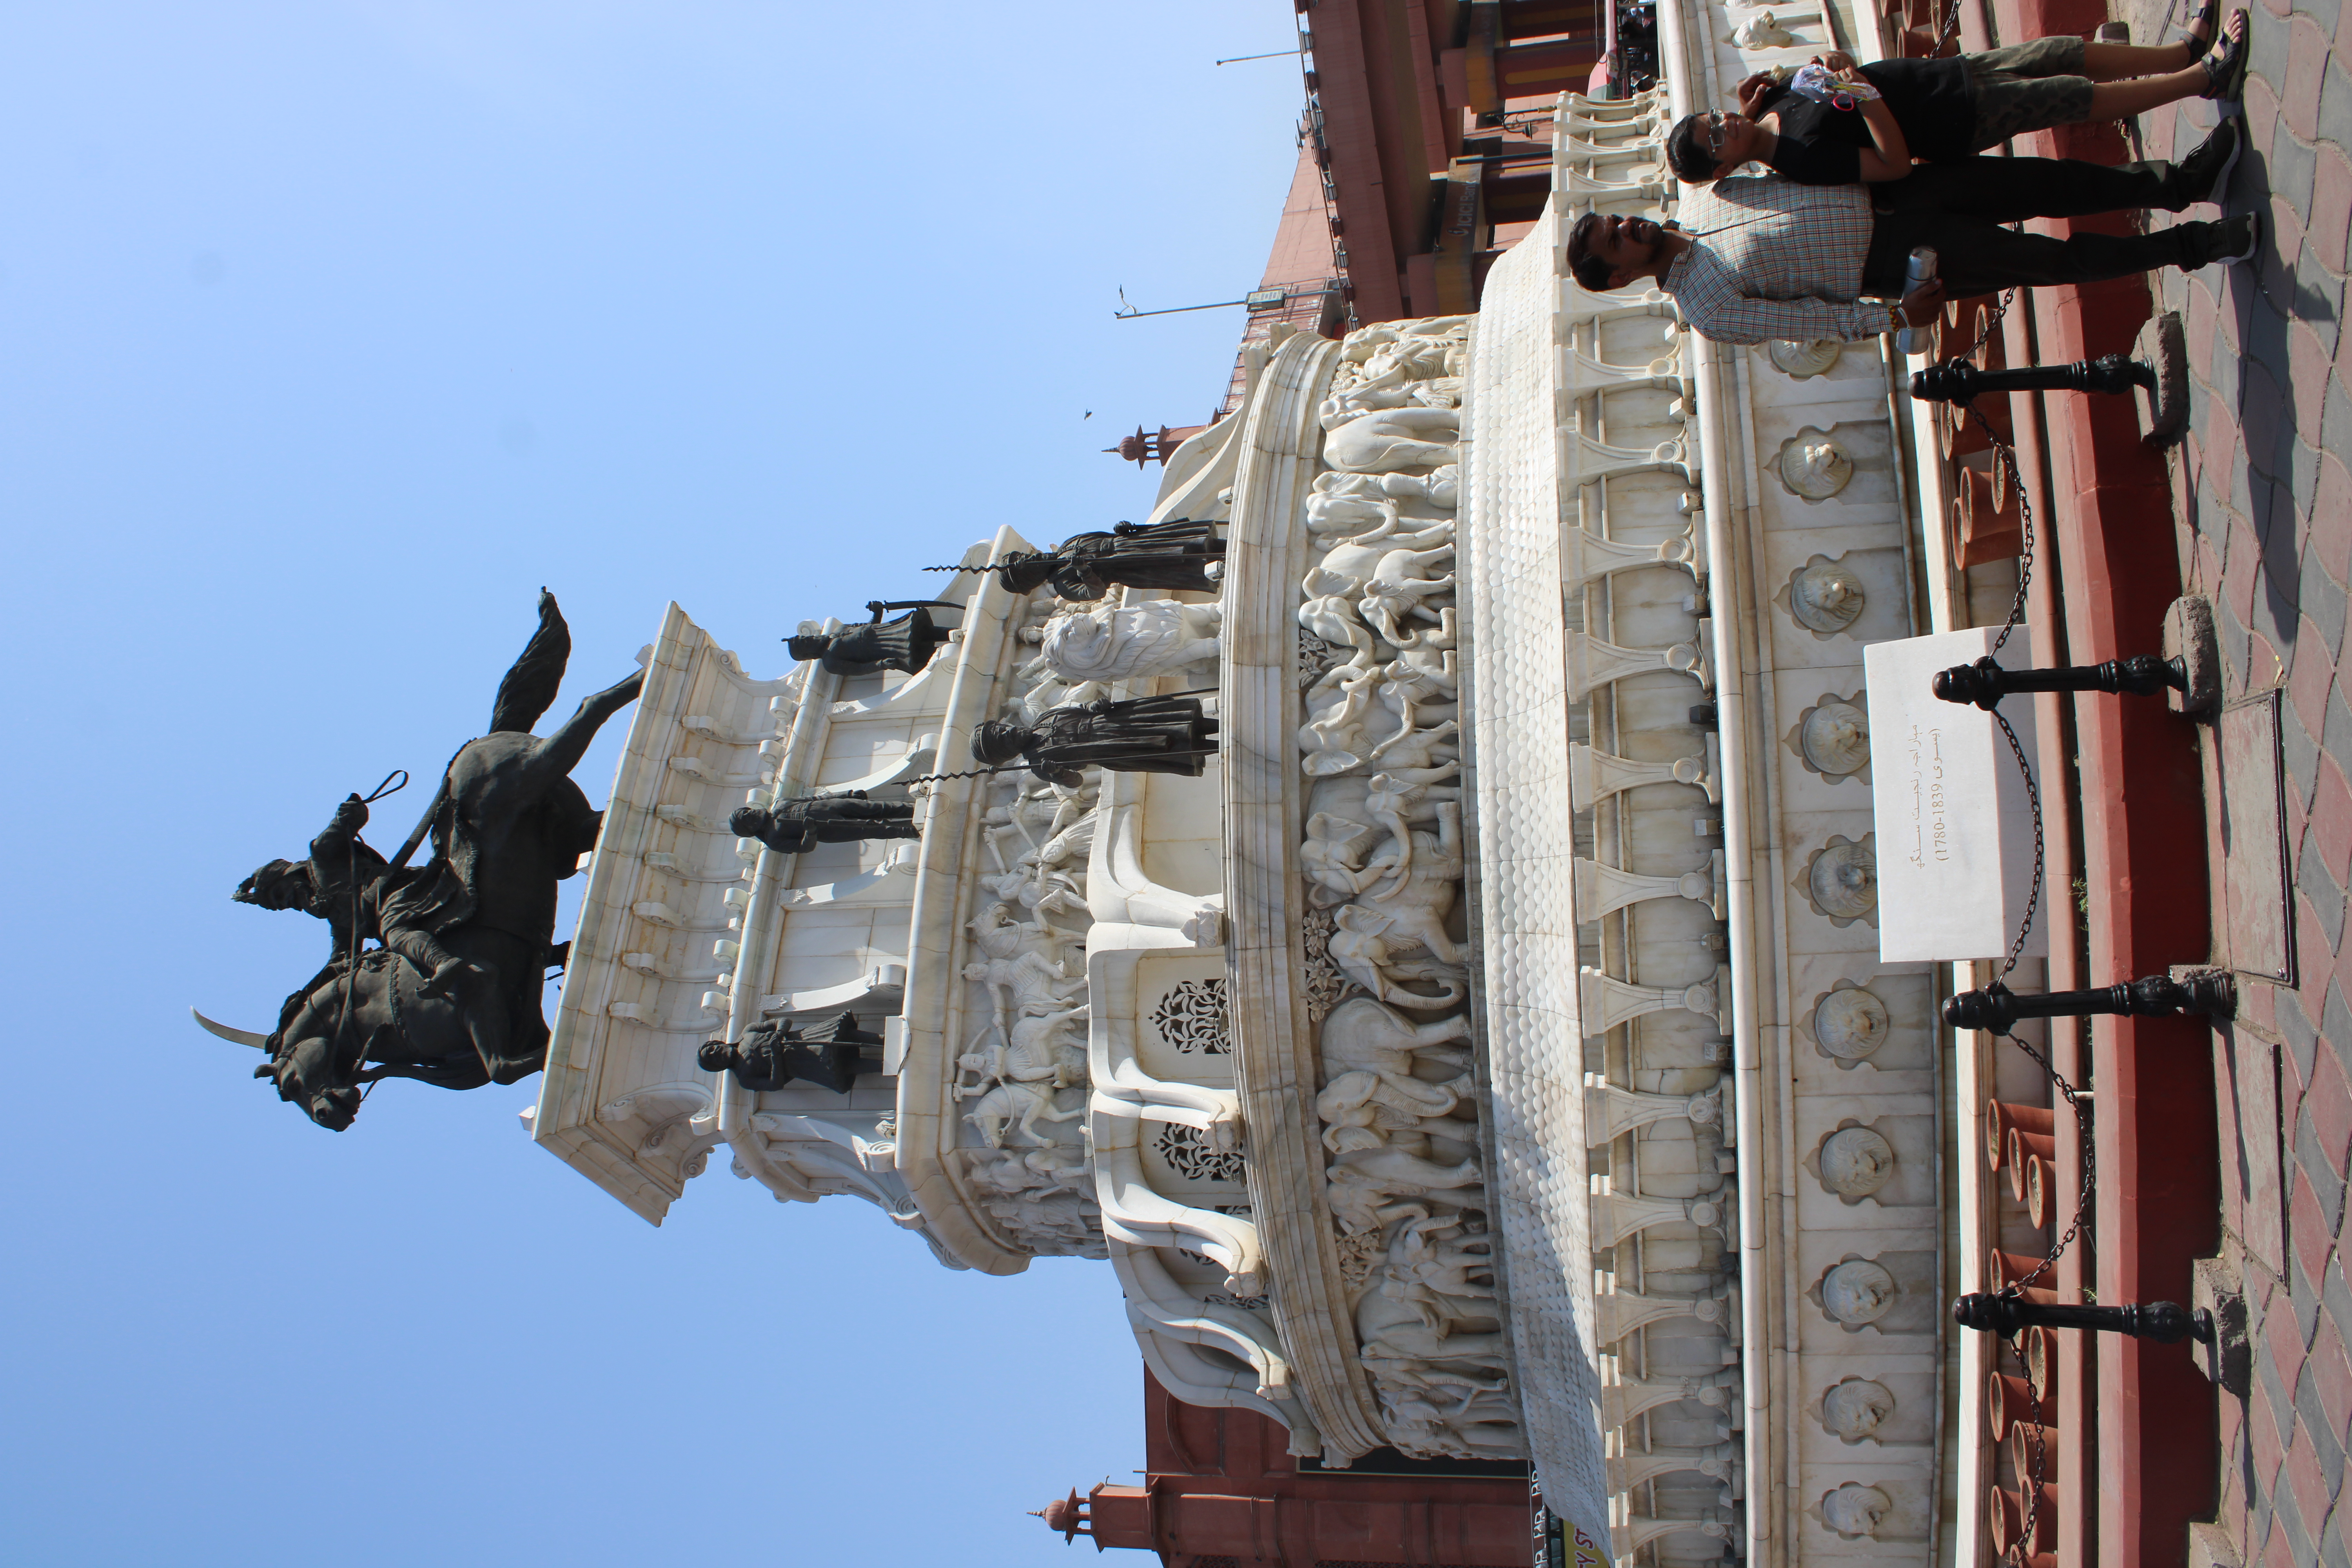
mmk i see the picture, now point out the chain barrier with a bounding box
[1939,276,2082,1564]
[1934,0,1965,54]
[1898,8,2127,1553]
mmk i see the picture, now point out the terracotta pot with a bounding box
[1989,1371,2057,1442]
[1973,308,2007,370]
[1937,298,2007,367]
[2009,1127,2057,1202]
[1988,1483,2060,1555]
[2024,1323,2059,1389]
[1987,1247,2058,1303]
[2025,1147,2061,1228]
[1941,380,2014,447]
[1958,460,2024,566]
[1986,1098,2054,1170]
[1939,400,1992,461]
[1933,310,1966,363]
[2012,1418,2060,1482]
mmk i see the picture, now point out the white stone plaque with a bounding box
[1864,627,2047,963]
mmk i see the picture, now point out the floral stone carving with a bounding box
[1152,978,1232,1054]
[1298,628,1341,690]
[1154,1122,1247,1183]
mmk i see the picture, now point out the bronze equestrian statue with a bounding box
[203,591,642,1129]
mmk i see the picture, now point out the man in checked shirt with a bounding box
[1566,154,2256,344]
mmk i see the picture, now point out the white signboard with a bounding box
[1864,627,2047,964]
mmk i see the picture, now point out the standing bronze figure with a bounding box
[991,520,1225,601]
[971,695,1218,787]
[701,1012,882,1095]
[786,600,956,675]
[729,793,920,854]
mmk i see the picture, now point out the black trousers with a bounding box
[1860,156,2205,297]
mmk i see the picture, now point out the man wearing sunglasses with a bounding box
[1662,12,2248,189]
[1564,154,2256,346]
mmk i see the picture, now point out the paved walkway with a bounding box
[2143,0,2352,1560]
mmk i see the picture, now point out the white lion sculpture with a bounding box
[1027,598,1222,685]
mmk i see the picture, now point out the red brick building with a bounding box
[1208,0,1604,414]
[1038,1372,1537,1568]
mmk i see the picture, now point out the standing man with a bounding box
[1566,157,2256,344]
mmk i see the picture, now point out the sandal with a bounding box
[2176,0,2221,62]
[2200,11,2249,104]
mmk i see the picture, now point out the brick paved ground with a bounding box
[2141,0,2352,1560]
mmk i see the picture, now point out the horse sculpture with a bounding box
[199,592,642,1129]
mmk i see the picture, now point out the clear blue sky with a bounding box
[0,5,1305,1563]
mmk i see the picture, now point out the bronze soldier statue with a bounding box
[233,792,393,960]
[786,600,957,675]
[991,520,1225,601]
[700,1012,883,1095]
[971,694,1218,788]
[729,792,920,855]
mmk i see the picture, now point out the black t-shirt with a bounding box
[1758,56,1975,184]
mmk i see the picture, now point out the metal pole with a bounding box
[1910,354,2156,403]
[1942,973,2236,1033]
[1112,298,1253,319]
[1953,1291,2213,1345]
[1932,652,2185,710]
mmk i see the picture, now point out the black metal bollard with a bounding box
[1933,653,2185,711]
[1910,310,2188,446]
[1911,356,2154,403]
[1943,974,2236,1032]
[1954,1290,2212,1345]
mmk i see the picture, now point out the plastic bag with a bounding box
[1790,61,1880,103]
